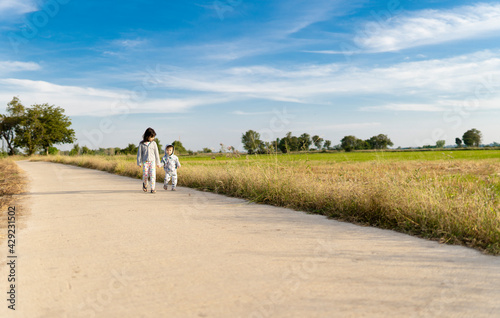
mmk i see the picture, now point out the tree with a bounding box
[312,135,324,150]
[69,144,80,156]
[436,140,446,148]
[462,129,482,147]
[357,138,370,150]
[48,146,59,155]
[155,138,163,153]
[202,147,212,153]
[340,135,357,152]
[455,138,462,148]
[14,102,75,155]
[298,133,312,151]
[120,143,138,155]
[172,140,187,154]
[81,146,93,155]
[323,140,332,150]
[241,130,262,154]
[278,132,299,153]
[367,134,394,150]
[0,97,25,155]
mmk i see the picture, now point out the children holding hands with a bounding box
[137,128,182,193]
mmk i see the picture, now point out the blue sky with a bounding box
[1,0,499,151]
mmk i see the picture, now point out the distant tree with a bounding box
[202,147,212,153]
[436,140,446,148]
[241,130,263,154]
[271,139,279,153]
[355,138,369,150]
[80,146,92,155]
[298,133,312,151]
[260,141,275,154]
[491,142,500,147]
[288,135,299,152]
[172,140,187,154]
[462,129,482,147]
[367,134,394,149]
[312,135,324,150]
[120,143,138,155]
[323,140,332,150]
[155,138,163,153]
[340,135,357,152]
[278,132,299,153]
[48,146,59,155]
[455,138,462,148]
[69,144,80,156]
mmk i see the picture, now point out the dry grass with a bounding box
[32,154,500,254]
[0,159,27,239]
[0,159,26,211]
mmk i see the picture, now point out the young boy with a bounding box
[161,144,181,191]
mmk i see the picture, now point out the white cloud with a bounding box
[113,39,148,49]
[232,110,276,116]
[0,0,37,17]
[0,78,232,116]
[151,50,500,111]
[3,50,499,117]
[360,104,446,112]
[355,3,500,52]
[0,61,40,72]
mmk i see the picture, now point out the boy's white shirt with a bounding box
[161,154,181,173]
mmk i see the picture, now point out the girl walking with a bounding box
[137,127,161,193]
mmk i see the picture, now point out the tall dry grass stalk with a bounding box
[33,155,500,254]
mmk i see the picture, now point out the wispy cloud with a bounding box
[0,0,37,17]
[112,39,148,49]
[0,78,235,116]
[0,61,40,72]
[6,48,497,117]
[360,103,446,112]
[355,3,500,52]
[232,110,277,116]
[183,0,358,61]
[152,49,500,110]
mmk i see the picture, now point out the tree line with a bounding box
[241,130,394,154]
[241,128,489,154]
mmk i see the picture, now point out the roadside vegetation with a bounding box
[32,150,500,254]
[0,158,27,238]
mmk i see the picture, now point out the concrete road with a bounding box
[1,161,499,318]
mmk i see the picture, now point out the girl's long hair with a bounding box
[142,127,156,143]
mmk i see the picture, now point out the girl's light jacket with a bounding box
[136,141,160,165]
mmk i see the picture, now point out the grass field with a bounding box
[31,149,500,254]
